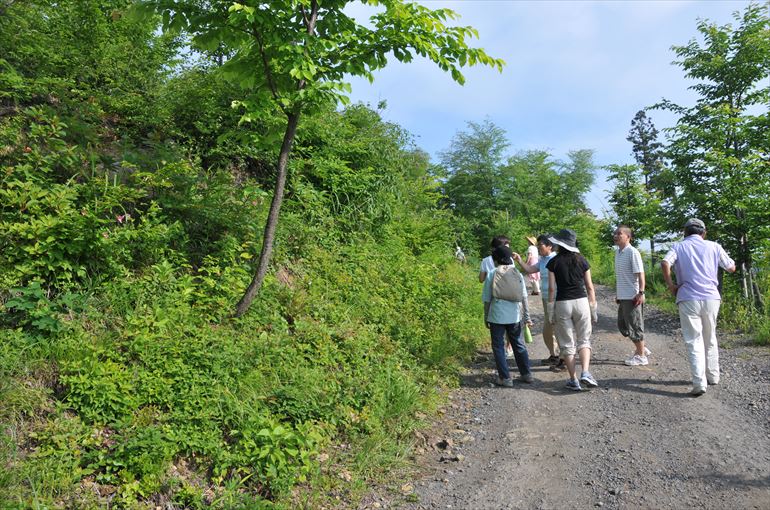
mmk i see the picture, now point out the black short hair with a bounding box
[536,234,552,246]
[684,225,705,236]
[490,235,510,248]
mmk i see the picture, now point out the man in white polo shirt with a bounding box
[613,226,649,366]
[661,218,736,396]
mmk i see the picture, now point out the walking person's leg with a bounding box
[679,300,707,393]
[702,300,721,385]
[489,323,511,384]
[541,297,558,362]
[622,301,648,365]
[630,302,645,355]
[617,301,630,338]
[555,300,580,389]
[574,298,597,387]
[506,322,532,381]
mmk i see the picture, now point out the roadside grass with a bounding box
[0,248,485,509]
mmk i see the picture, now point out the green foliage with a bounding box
[222,415,324,497]
[645,3,770,338]
[0,0,179,141]
[3,281,84,334]
[138,0,503,116]
[0,2,608,508]
[439,118,602,260]
[656,3,770,270]
[1,82,486,507]
[624,110,671,258]
[604,163,663,253]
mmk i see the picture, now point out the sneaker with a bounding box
[691,386,706,396]
[550,359,566,372]
[624,354,649,366]
[495,377,513,388]
[519,373,534,384]
[565,379,582,391]
[541,355,559,365]
[579,371,599,388]
[644,346,652,356]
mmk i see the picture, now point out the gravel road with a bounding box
[364,285,770,510]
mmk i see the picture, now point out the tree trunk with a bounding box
[649,238,656,273]
[234,111,301,317]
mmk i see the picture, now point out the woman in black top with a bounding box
[546,229,598,391]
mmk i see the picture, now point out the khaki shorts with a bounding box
[554,297,592,357]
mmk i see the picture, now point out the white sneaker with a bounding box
[644,346,652,356]
[624,354,649,366]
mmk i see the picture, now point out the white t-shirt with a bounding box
[480,255,495,275]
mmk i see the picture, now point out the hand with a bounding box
[512,252,522,263]
[632,293,646,307]
[590,301,598,324]
[527,320,533,327]
[667,283,679,296]
[546,303,555,325]
[485,321,491,329]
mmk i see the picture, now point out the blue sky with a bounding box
[345,0,758,216]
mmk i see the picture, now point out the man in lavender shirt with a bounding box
[661,218,736,396]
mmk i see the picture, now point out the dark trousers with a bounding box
[617,300,644,342]
[489,322,531,380]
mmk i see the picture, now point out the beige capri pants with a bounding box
[554,297,592,357]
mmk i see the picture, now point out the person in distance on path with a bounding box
[482,245,533,387]
[661,218,736,397]
[613,226,650,366]
[513,234,559,367]
[546,229,598,391]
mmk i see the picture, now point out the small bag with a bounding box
[492,265,525,302]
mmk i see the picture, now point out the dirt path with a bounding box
[369,285,770,510]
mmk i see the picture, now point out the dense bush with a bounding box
[2,1,706,508]
[1,33,486,505]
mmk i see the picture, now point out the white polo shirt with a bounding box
[615,244,644,299]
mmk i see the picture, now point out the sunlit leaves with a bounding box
[659,3,770,267]
[139,0,504,118]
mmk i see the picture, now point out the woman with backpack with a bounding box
[482,245,534,387]
[546,229,599,391]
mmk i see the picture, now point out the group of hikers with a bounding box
[478,218,736,395]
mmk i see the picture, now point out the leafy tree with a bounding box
[500,149,596,233]
[437,117,598,257]
[440,118,509,253]
[626,110,670,262]
[0,0,178,143]
[137,0,504,316]
[656,3,770,301]
[604,163,661,250]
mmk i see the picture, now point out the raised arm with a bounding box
[512,252,538,274]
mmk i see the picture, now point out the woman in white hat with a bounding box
[545,229,598,391]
